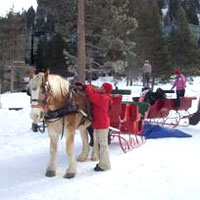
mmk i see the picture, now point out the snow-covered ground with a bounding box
[0,77,200,200]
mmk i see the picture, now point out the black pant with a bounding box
[87,125,94,146]
[176,89,185,107]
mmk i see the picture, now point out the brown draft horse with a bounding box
[28,70,97,178]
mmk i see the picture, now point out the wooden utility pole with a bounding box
[77,0,86,83]
[87,49,94,84]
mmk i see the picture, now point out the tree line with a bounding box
[0,0,200,85]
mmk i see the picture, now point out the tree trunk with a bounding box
[151,76,155,91]
[10,65,14,92]
[77,0,86,83]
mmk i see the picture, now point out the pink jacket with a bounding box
[172,74,186,91]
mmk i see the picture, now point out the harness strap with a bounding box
[61,116,65,139]
[31,99,46,105]
[44,107,89,139]
[42,86,92,138]
[44,105,79,120]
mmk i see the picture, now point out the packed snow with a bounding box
[0,77,200,200]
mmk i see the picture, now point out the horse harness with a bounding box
[31,80,91,136]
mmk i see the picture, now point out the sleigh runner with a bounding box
[108,87,197,152]
[109,94,150,153]
[145,97,196,127]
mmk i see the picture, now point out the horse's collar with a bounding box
[45,104,79,120]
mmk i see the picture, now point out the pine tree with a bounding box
[182,0,199,25]
[169,7,200,74]
[0,11,25,62]
[25,7,36,65]
[156,0,165,14]
[0,10,25,92]
[168,0,181,23]
[35,39,49,70]
[48,34,68,75]
[36,0,137,78]
[150,0,171,78]
[25,6,36,30]
[134,0,170,79]
[37,0,76,39]
[35,34,67,75]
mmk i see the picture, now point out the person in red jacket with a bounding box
[85,82,113,171]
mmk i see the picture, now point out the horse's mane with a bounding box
[48,74,70,102]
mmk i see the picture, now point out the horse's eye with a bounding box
[32,86,37,91]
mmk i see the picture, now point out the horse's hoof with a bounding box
[91,153,98,161]
[91,155,98,161]
[64,173,75,179]
[45,170,56,177]
[77,156,87,162]
[77,153,88,162]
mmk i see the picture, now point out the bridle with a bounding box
[30,78,52,134]
[31,79,52,111]
[30,75,90,137]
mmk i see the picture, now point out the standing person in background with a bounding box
[85,82,113,171]
[143,60,152,88]
[171,68,186,107]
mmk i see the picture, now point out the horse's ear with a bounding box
[44,68,50,81]
[29,68,35,79]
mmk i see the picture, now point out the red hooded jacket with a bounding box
[85,85,113,129]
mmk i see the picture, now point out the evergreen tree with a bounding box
[182,0,199,25]
[25,6,36,30]
[156,0,165,14]
[169,7,200,74]
[47,34,68,75]
[134,0,170,79]
[95,0,137,60]
[168,0,181,23]
[25,7,36,65]
[37,0,137,77]
[37,0,76,37]
[149,0,171,78]
[36,0,78,75]
[0,10,25,62]
[35,38,49,70]
[35,34,67,75]
[0,10,25,92]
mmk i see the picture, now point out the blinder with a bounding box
[31,80,51,109]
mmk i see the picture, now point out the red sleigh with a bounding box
[109,95,149,153]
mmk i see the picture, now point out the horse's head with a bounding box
[28,70,51,123]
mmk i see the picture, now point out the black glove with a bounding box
[75,82,86,90]
[75,82,83,86]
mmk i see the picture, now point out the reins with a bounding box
[31,80,90,138]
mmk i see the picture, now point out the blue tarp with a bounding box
[142,123,192,139]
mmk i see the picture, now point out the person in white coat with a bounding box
[143,60,152,88]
